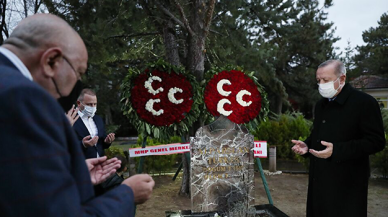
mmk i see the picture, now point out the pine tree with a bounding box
[353,12,388,76]
[206,0,339,117]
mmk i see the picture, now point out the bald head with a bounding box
[2,13,88,99]
[4,14,84,57]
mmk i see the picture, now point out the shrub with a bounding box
[253,112,312,160]
[105,124,121,134]
[294,136,310,171]
[371,130,388,178]
[105,146,125,159]
[132,136,182,175]
[371,144,388,178]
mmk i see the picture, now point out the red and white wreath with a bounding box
[204,70,262,124]
[131,69,193,126]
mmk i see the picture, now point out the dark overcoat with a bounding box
[304,83,385,217]
[73,115,111,159]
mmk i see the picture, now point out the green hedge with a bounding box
[111,113,313,173]
[132,136,182,175]
[371,138,388,178]
[253,112,312,160]
[371,108,388,178]
[105,146,125,159]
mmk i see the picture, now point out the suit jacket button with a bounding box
[322,120,326,123]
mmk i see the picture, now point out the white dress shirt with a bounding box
[78,110,100,157]
[0,47,33,81]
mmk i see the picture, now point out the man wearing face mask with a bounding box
[291,59,385,217]
[0,14,154,216]
[74,88,115,159]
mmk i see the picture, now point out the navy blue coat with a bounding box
[0,53,135,216]
[304,83,385,217]
[73,115,111,159]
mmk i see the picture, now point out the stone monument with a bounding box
[165,70,288,217]
[190,115,255,215]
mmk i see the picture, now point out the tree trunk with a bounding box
[0,0,8,45]
[275,94,283,115]
[179,152,190,196]
[187,0,206,82]
[104,105,113,125]
[163,18,180,66]
[178,1,207,197]
[187,35,205,81]
[178,0,215,196]
[161,0,180,66]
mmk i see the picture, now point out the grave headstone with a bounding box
[190,115,255,215]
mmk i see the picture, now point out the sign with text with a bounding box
[128,143,190,157]
[253,141,267,158]
[128,141,267,158]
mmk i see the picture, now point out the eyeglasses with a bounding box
[62,55,82,81]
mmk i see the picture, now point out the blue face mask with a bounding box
[81,103,97,117]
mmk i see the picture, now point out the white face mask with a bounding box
[318,77,343,98]
[81,103,97,117]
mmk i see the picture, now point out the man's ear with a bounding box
[341,74,347,84]
[40,47,63,78]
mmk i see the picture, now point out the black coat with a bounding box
[0,53,134,216]
[304,83,385,217]
[73,114,111,159]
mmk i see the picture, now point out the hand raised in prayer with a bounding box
[65,104,79,126]
[85,156,121,185]
[291,140,308,155]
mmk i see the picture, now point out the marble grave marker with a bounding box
[190,115,255,214]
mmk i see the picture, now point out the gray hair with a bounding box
[318,59,346,76]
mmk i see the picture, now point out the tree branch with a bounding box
[173,0,195,36]
[105,32,160,40]
[212,10,226,22]
[34,0,43,14]
[42,0,58,14]
[210,29,221,35]
[0,0,7,44]
[23,0,28,17]
[140,0,162,30]
[204,0,216,35]
[154,1,185,28]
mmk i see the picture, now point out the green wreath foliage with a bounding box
[120,59,201,141]
[203,65,270,132]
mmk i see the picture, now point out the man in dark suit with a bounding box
[291,60,385,217]
[73,88,115,159]
[0,13,154,216]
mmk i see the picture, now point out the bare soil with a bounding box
[136,173,388,217]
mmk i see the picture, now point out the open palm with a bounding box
[86,156,121,185]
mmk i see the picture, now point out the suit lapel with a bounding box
[74,118,90,136]
[93,116,103,137]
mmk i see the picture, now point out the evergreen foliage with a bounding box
[131,136,182,175]
[206,0,339,117]
[351,12,388,78]
[371,109,388,178]
[105,146,125,159]
[253,112,312,159]
[42,0,340,130]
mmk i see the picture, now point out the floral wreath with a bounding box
[204,66,269,129]
[120,59,201,140]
